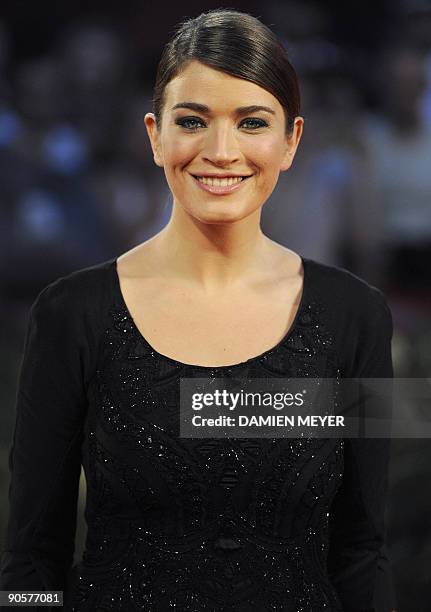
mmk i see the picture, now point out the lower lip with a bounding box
[191,175,251,195]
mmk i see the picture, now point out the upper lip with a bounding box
[191,172,252,178]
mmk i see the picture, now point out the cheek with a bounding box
[243,137,285,174]
[163,135,198,168]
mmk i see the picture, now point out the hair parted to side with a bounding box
[152,8,301,136]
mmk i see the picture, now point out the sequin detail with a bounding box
[65,292,345,611]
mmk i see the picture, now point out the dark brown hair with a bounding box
[152,8,301,135]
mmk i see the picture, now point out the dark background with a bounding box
[0,1,430,609]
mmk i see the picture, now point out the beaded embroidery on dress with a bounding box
[64,258,346,612]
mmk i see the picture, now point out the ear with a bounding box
[144,112,164,167]
[280,116,304,172]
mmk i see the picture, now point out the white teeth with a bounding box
[196,176,244,186]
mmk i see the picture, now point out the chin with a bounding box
[190,204,259,225]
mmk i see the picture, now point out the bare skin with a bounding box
[117,236,303,367]
[117,60,305,367]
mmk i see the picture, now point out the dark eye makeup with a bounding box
[174,116,269,130]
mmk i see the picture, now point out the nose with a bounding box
[202,120,240,166]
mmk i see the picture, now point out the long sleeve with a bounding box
[0,279,89,608]
[327,291,397,612]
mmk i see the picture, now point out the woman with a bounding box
[0,9,397,612]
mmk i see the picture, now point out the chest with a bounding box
[117,275,304,367]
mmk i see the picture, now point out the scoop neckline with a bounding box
[109,254,309,370]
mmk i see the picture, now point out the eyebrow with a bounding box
[171,102,276,116]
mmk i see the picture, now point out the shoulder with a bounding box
[305,257,390,321]
[20,260,115,390]
[30,257,115,326]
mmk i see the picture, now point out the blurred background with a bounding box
[0,0,430,609]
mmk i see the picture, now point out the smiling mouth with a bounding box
[191,175,252,186]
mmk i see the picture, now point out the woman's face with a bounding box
[144,60,304,224]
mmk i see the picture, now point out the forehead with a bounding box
[164,60,282,113]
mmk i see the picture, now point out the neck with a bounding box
[152,200,276,291]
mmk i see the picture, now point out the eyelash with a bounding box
[175,116,269,131]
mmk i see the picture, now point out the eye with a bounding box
[240,118,268,130]
[175,116,206,130]
[174,116,269,131]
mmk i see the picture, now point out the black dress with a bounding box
[0,256,397,611]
